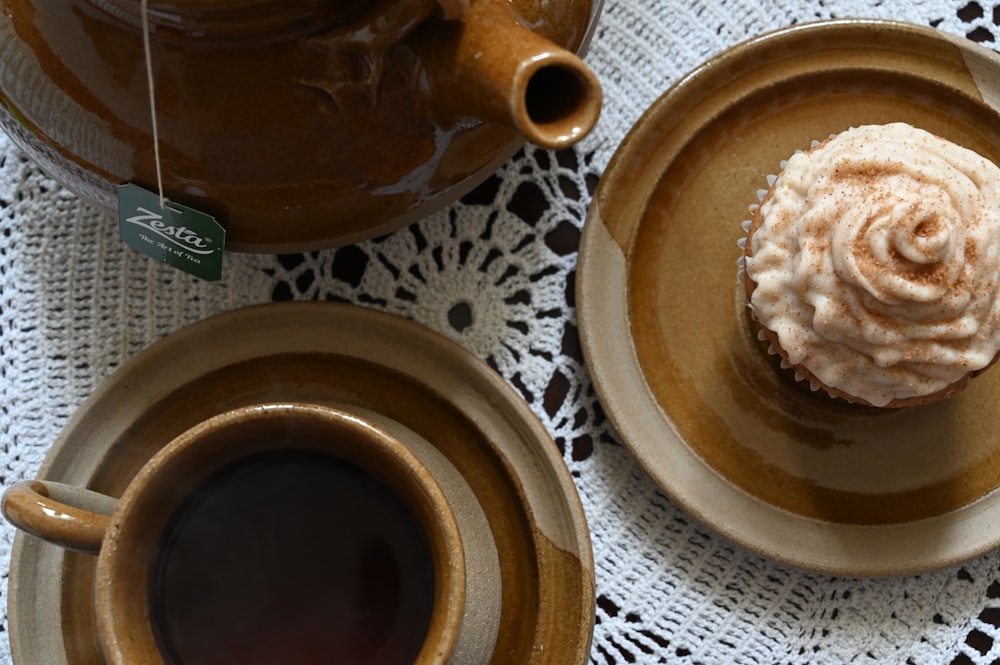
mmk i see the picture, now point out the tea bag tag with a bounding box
[118,184,226,281]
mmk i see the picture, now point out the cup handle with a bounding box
[2,480,118,554]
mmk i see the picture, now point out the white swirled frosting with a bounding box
[745,123,1000,406]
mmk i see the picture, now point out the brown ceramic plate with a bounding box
[577,19,1000,577]
[8,302,594,664]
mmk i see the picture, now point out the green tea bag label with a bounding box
[118,184,225,281]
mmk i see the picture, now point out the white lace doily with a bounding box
[3,2,1000,664]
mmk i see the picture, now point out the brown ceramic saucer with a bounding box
[7,302,594,664]
[577,19,1000,577]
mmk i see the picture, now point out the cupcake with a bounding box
[740,122,1000,407]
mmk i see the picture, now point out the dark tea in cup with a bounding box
[150,449,435,665]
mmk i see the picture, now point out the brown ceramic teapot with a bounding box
[0,0,602,251]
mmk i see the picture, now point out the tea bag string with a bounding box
[140,0,166,209]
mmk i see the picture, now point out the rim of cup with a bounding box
[95,402,467,665]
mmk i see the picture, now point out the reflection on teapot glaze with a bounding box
[369,125,465,199]
[0,0,600,251]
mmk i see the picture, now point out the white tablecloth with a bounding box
[2,1,1000,663]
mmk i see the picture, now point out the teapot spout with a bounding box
[420,0,601,150]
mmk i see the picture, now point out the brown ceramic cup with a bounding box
[2,402,497,665]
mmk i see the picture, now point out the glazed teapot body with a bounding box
[0,0,601,251]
